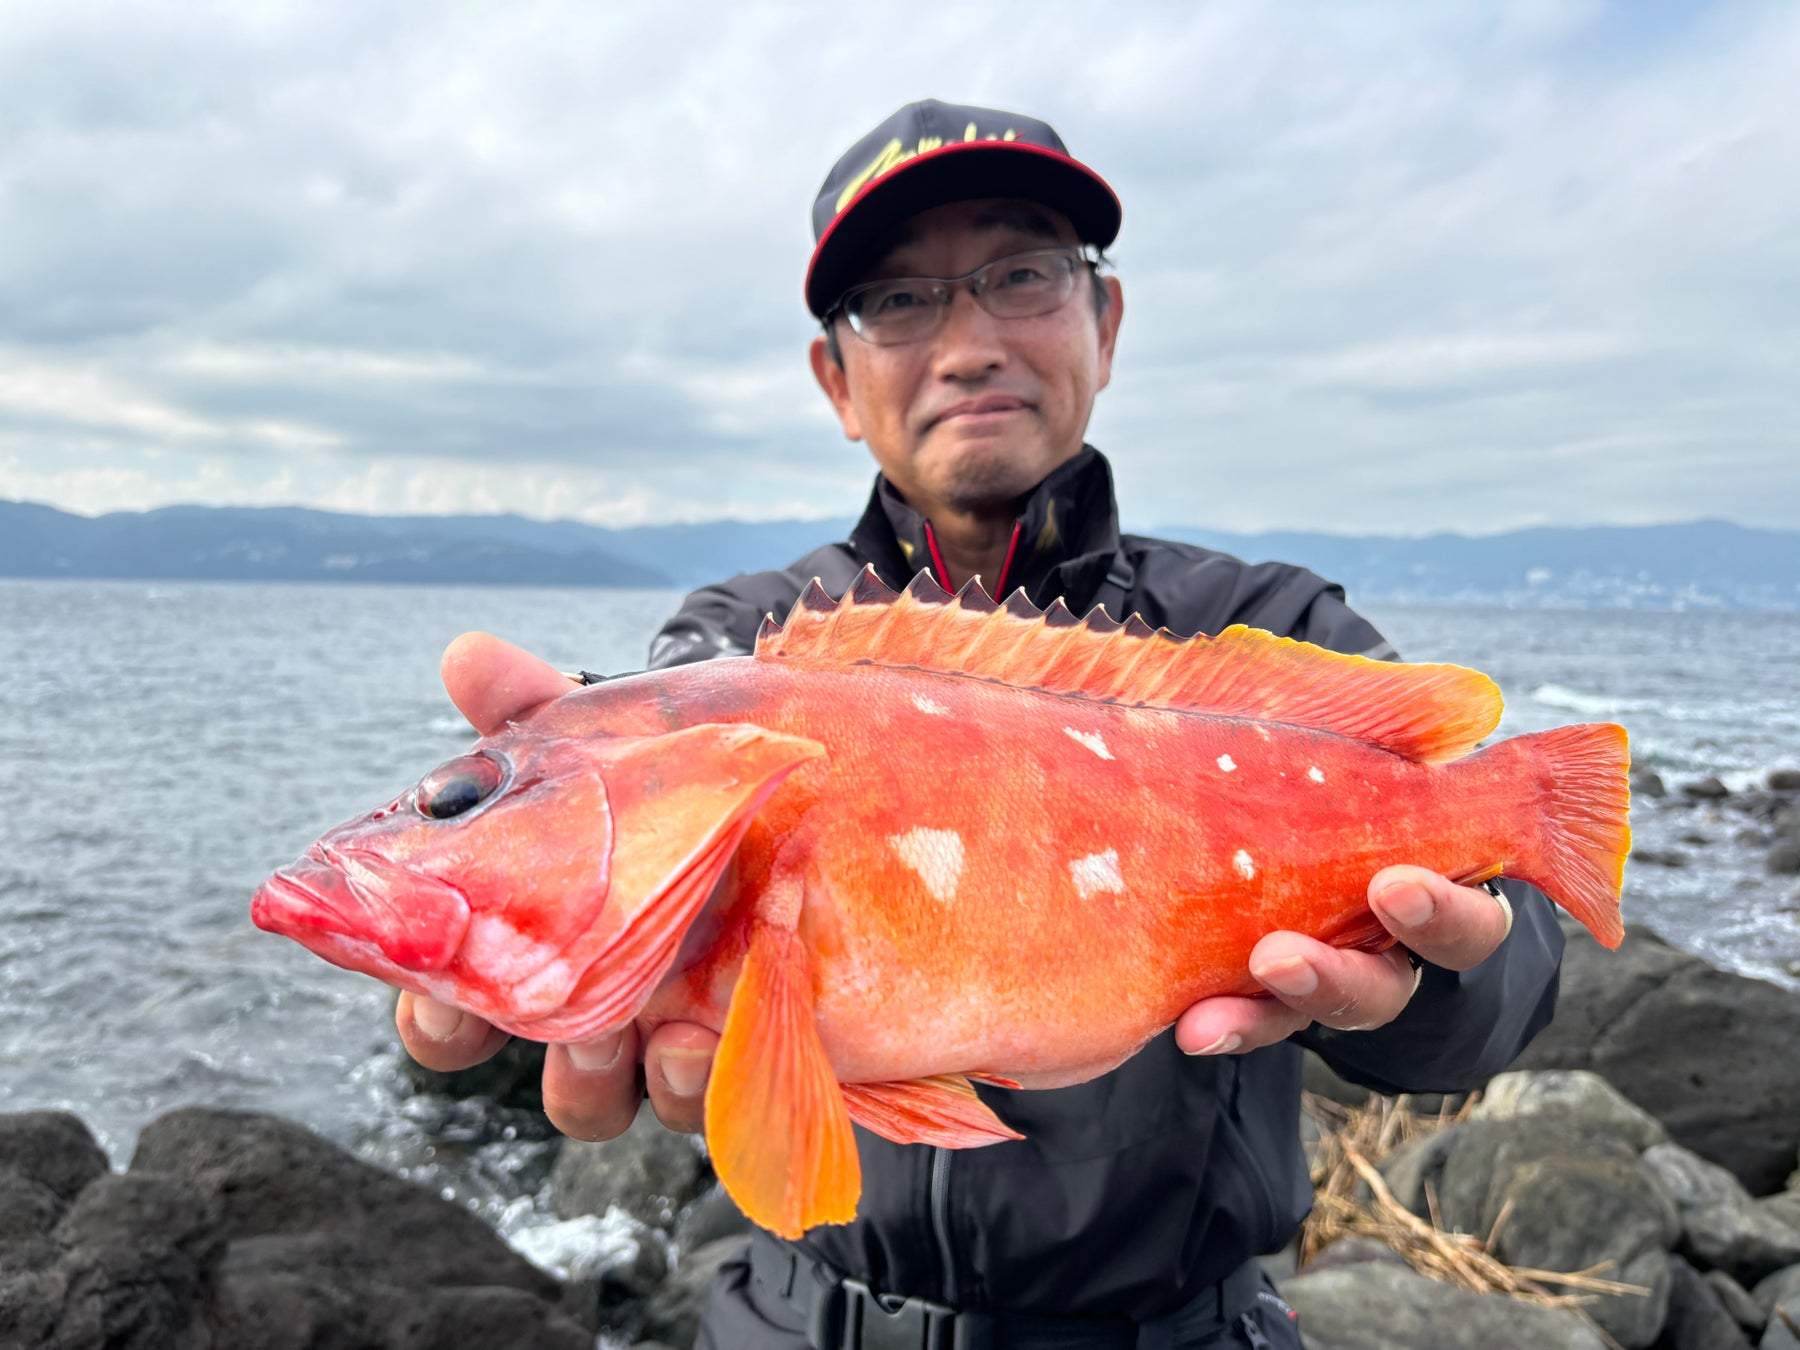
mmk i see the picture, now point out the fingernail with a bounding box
[660,1049,711,1097]
[1252,958,1318,998]
[1378,881,1435,928]
[566,1032,626,1074]
[1187,1032,1241,1057]
[411,997,465,1042]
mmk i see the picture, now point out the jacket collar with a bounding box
[847,445,1125,613]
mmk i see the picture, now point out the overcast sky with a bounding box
[1,1,1795,535]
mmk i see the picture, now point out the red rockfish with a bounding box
[253,569,1630,1238]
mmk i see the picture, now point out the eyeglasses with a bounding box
[828,247,1096,347]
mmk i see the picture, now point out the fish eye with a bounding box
[415,753,508,820]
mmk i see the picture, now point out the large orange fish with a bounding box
[253,570,1630,1238]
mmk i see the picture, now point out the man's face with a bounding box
[809,197,1124,520]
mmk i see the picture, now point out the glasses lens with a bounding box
[845,279,943,344]
[977,249,1080,318]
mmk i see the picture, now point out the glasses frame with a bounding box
[824,245,1102,347]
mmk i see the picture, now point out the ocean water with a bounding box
[2,580,1797,1250]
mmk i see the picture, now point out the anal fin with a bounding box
[704,923,860,1240]
[842,1074,1024,1149]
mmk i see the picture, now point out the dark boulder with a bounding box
[1684,776,1732,801]
[1644,1144,1800,1285]
[131,1106,562,1302]
[1655,1254,1753,1349]
[1513,922,1800,1194]
[638,1236,749,1349]
[1768,771,1800,793]
[1635,768,1670,799]
[1279,1260,1608,1348]
[0,1112,109,1202]
[548,1105,711,1231]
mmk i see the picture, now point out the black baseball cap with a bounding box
[805,99,1121,319]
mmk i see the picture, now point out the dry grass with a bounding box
[1299,1092,1649,1350]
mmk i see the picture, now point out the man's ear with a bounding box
[1094,275,1124,394]
[809,334,865,443]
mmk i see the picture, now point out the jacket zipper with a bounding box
[929,1145,958,1305]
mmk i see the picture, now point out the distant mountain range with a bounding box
[3,500,1797,611]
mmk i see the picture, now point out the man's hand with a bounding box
[1174,867,1516,1057]
[392,633,718,1139]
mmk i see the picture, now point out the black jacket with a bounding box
[648,447,1564,1320]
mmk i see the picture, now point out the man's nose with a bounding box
[928,287,1007,382]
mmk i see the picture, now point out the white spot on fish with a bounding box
[1255,725,1271,741]
[1063,727,1114,760]
[912,693,951,716]
[1308,766,1325,784]
[1069,848,1124,899]
[1233,849,1256,880]
[1216,754,1236,772]
[890,828,964,903]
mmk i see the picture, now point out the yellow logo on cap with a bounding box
[835,126,1021,214]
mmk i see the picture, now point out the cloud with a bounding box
[0,0,1794,532]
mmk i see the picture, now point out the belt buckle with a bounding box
[840,1277,956,1350]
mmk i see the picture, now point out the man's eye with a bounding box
[997,264,1050,288]
[870,287,927,315]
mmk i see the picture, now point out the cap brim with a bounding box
[805,140,1121,318]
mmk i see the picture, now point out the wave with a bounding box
[1527,683,1661,717]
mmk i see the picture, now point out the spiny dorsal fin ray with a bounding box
[760,566,1500,763]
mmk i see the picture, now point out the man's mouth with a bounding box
[930,395,1030,428]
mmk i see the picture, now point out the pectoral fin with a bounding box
[842,1075,1025,1148]
[705,921,859,1240]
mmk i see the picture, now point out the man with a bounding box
[401,101,1564,1348]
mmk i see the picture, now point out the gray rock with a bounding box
[387,1285,597,1350]
[0,1111,110,1202]
[1770,841,1800,876]
[1705,1270,1769,1334]
[1514,922,1800,1194]
[1685,776,1732,800]
[676,1184,753,1250]
[1768,771,1800,793]
[131,1106,563,1302]
[639,1235,749,1349]
[1634,768,1669,799]
[1635,848,1693,868]
[1660,1254,1755,1348]
[1473,1070,1668,1151]
[1763,1195,1800,1232]
[43,1175,226,1350]
[1756,1264,1800,1316]
[1279,1260,1609,1349]
[1368,1115,1674,1347]
[1301,1236,1410,1274]
[1646,1144,1800,1285]
[0,1172,64,1246]
[1485,1153,1674,1348]
[1765,1307,1800,1350]
[549,1104,711,1231]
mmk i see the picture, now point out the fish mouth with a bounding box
[252,847,472,973]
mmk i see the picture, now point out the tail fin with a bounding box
[1509,723,1631,949]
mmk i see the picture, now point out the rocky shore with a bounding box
[5,770,1799,1349]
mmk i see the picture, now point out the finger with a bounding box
[643,1022,719,1135]
[440,632,576,737]
[396,992,511,1072]
[1369,865,1514,972]
[1175,993,1312,1056]
[543,1024,643,1142]
[1247,931,1420,1032]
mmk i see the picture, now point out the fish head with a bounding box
[252,720,825,1035]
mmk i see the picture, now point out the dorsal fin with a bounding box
[757,567,1501,763]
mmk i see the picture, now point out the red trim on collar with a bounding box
[993,521,1023,597]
